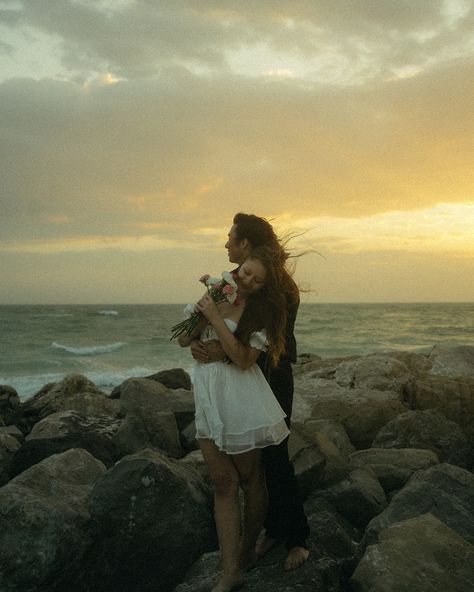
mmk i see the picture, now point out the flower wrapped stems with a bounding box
[170,271,238,340]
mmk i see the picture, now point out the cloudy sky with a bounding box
[1,0,473,304]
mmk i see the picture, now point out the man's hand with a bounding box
[190,339,226,363]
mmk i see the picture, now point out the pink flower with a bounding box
[223,284,235,295]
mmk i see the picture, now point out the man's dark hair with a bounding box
[233,212,278,249]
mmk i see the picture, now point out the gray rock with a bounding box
[351,513,474,592]
[313,466,387,528]
[304,418,356,456]
[0,448,106,592]
[114,409,183,458]
[76,448,215,592]
[371,408,472,468]
[427,344,474,380]
[307,382,408,449]
[15,374,118,435]
[174,496,360,592]
[10,410,121,476]
[335,354,414,396]
[0,385,20,425]
[350,448,439,492]
[364,463,474,546]
[146,367,192,390]
[411,375,474,439]
[0,432,21,485]
[119,377,195,432]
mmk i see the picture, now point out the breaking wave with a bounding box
[51,342,126,356]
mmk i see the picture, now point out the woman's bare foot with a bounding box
[211,573,244,592]
[255,534,279,559]
[283,546,310,571]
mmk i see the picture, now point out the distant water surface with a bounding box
[1,303,472,400]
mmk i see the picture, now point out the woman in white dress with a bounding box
[178,245,296,592]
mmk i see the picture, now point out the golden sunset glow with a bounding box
[0,1,473,303]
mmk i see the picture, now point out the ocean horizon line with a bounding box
[1,300,473,307]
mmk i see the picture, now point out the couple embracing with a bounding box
[177,213,310,592]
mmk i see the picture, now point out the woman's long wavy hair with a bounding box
[235,244,298,366]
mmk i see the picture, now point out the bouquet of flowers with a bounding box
[170,271,239,339]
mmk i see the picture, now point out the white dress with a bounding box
[192,318,290,455]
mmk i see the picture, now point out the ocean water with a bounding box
[1,303,473,401]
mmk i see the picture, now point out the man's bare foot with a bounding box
[211,573,244,592]
[255,535,279,559]
[283,546,310,571]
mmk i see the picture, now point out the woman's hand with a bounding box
[196,294,220,323]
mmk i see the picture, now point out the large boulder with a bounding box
[0,385,21,425]
[371,408,472,468]
[411,375,474,439]
[290,424,350,488]
[146,368,192,390]
[350,448,439,493]
[303,418,356,457]
[119,377,195,431]
[0,448,106,592]
[312,466,387,528]
[364,463,474,547]
[334,354,414,396]
[0,432,21,485]
[76,448,216,592]
[114,409,183,458]
[15,374,118,435]
[9,410,121,477]
[306,381,408,449]
[427,344,474,380]
[351,513,474,592]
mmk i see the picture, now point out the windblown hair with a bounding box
[235,244,298,367]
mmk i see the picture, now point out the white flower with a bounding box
[221,271,238,289]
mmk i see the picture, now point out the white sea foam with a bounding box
[51,341,126,356]
[98,309,119,316]
[1,366,160,400]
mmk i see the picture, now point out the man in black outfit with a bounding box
[190,213,310,571]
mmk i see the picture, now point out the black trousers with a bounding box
[261,362,310,549]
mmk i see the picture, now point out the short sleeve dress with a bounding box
[192,318,290,454]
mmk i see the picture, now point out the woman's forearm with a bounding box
[209,316,259,369]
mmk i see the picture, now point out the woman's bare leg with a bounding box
[199,439,243,591]
[232,449,268,570]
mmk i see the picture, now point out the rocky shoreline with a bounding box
[1,345,473,592]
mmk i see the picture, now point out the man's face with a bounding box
[225,224,248,265]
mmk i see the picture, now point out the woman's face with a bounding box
[237,258,267,295]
